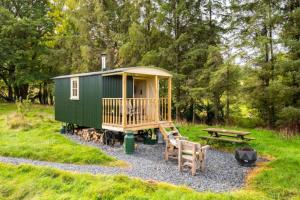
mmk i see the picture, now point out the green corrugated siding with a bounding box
[54,75,102,128]
[54,74,133,129]
[102,75,133,98]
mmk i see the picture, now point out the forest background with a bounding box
[0,0,299,134]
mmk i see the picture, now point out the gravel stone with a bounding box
[0,134,252,192]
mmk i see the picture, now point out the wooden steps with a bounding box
[158,122,179,140]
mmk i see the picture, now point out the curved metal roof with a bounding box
[52,66,172,79]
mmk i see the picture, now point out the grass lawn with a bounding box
[179,124,300,200]
[0,163,268,200]
[0,103,120,166]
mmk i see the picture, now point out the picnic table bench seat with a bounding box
[203,128,250,135]
[199,136,246,143]
[206,133,256,140]
[201,128,255,143]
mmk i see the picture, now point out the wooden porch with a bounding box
[102,97,171,131]
[102,73,172,132]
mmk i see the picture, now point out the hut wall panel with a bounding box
[102,75,133,98]
[54,74,133,129]
[54,75,102,129]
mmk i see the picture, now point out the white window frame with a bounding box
[70,77,79,100]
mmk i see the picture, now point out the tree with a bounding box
[0,0,55,102]
[230,0,281,128]
[156,0,222,121]
[275,0,300,133]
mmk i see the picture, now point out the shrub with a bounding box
[6,112,31,130]
[276,106,300,136]
[16,99,32,115]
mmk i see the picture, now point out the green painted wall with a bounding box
[54,74,133,129]
[103,75,133,98]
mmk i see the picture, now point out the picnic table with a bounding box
[200,128,255,143]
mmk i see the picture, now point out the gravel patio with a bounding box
[67,134,251,192]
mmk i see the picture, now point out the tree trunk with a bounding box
[226,65,230,124]
[192,100,195,124]
[8,86,14,101]
[213,94,219,124]
[20,84,29,100]
[42,82,49,105]
[268,0,275,128]
[226,91,230,125]
[49,92,54,105]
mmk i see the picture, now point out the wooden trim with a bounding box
[155,75,159,122]
[70,77,80,100]
[124,123,159,131]
[168,77,172,122]
[133,76,151,80]
[102,124,124,132]
[102,72,123,76]
[122,73,127,128]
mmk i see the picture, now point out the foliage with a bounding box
[276,107,300,136]
[15,99,32,116]
[228,0,300,132]
[0,103,120,166]
[6,99,33,130]
[0,0,299,132]
[6,112,31,130]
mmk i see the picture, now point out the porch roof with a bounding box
[52,66,172,79]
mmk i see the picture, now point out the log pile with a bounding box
[75,128,103,143]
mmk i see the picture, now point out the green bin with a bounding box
[124,132,135,154]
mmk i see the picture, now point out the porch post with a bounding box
[155,75,159,122]
[122,73,127,128]
[168,77,172,122]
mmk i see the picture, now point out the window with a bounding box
[70,77,79,100]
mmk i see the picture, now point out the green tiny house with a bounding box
[53,67,173,133]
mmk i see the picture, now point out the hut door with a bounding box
[134,79,147,98]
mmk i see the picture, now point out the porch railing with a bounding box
[159,97,168,121]
[102,98,123,126]
[102,97,169,127]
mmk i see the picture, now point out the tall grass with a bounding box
[0,103,120,166]
[0,163,269,200]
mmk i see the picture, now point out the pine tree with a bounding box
[230,0,281,128]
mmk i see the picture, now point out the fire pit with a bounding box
[235,147,257,167]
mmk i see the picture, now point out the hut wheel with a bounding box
[146,129,153,139]
[66,123,74,134]
[103,130,115,146]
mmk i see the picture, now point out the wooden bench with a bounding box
[200,128,255,143]
[199,136,246,143]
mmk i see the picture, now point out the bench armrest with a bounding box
[201,145,210,151]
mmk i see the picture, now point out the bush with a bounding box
[16,99,32,115]
[6,112,31,130]
[231,115,264,128]
[277,106,300,136]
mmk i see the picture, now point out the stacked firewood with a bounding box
[75,128,103,143]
